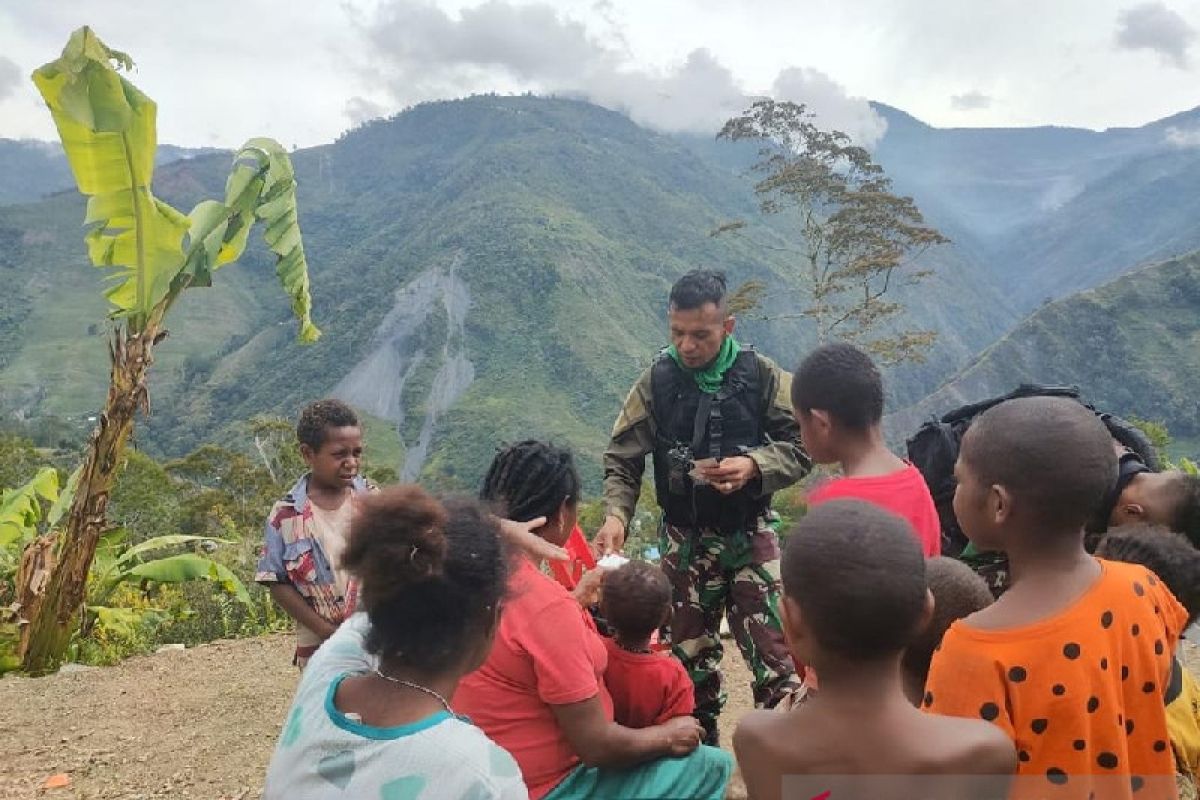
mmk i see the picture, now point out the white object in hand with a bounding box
[597,553,630,570]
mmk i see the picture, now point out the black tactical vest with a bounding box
[649,347,769,532]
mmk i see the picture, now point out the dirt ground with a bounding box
[2,636,1195,799]
[0,635,757,800]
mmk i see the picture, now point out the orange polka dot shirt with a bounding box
[925,559,1188,798]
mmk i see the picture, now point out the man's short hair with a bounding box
[1096,524,1200,627]
[782,500,927,660]
[902,557,993,683]
[1162,474,1200,549]
[669,269,727,311]
[960,397,1117,531]
[600,561,672,642]
[791,342,884,431]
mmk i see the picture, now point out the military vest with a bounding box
[649,347,769,532]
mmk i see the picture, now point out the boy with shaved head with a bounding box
[925,397,1188,799]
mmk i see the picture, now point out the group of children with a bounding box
[260,341,1200,799]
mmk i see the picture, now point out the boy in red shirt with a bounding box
[792,342,941,556]
[600,561,695,728]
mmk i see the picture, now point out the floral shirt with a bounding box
[255,474,376,659]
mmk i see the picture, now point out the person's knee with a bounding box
[692,745,735,792]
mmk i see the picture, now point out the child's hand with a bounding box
[572,568,605,607]
[660,716,704,756]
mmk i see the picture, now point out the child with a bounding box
[264,486,526,799]
[900,556,995,706]
[734,500,1015,800]
[925,397,1189,798]
[1096,525,1200,787]
[255,399,375,667]
[792,343,941,556]
[1105,470,1200,548]
[600,560,695,728]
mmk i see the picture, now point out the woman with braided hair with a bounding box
[453,440,732,800]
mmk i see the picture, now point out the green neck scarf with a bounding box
[668,335,740,394]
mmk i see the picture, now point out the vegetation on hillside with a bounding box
[0,95,1017,496]
[888,251,1200,456]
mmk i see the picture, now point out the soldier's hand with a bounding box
[593,516,626,555]
[659,715,704,756]
[705,456,760,494]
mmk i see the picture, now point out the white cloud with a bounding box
[1165,124,1200,147]
[0,56,21,102]
[1115,2,1197,68]
[354,0,887,144]
[344,96,388,126]
[950,91,993,111]
[771,67,887,146]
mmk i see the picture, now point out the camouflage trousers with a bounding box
[659,519,801,734]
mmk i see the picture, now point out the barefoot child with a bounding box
[600,561,695,728]
[264,487,526,799]
[734,500,1015,800]
[900,556,994,706]
[255,399,375,667]
[925,397,1189,799]
[792,343,941,556]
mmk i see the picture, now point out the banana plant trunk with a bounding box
[19,320,162,674]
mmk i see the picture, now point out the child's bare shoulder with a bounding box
[734,708,820,765]
[922,713,1016,774]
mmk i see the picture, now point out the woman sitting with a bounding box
[264,486,526,799]
[453,440,733,800]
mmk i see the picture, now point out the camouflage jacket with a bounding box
[602,350,810,527]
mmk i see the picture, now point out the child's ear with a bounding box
[1113,502,1146,526]
[916,588,935,637]
[780,595,806,654]
[299,443,315,464]
[990,484,1011,525]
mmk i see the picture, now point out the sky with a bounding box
[1,0,1198,149]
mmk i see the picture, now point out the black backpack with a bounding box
[905,384,1159,557]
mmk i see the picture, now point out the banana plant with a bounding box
[1,469,62,672]
[17,26,321,674]
[81,530,251,643]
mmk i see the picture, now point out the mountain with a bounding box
[0,138,221,206]
[870,104,1200,312]
[0,95,1014,490]
[886,250,1200,454]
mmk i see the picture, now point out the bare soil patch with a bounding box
[2,635,1191,799]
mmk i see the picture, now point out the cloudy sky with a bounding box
[1,0,1197,148]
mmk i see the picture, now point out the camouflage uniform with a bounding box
[603,350,810,739]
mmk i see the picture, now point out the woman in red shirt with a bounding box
[453,441,732,800]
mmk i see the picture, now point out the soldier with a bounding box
[594,269,811,745]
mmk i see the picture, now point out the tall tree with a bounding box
[717,100,948,364]
[15,27,320,673]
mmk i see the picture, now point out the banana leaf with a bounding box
[31,26,320,340]
[125,554,252,606]
[0,468,59,548]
